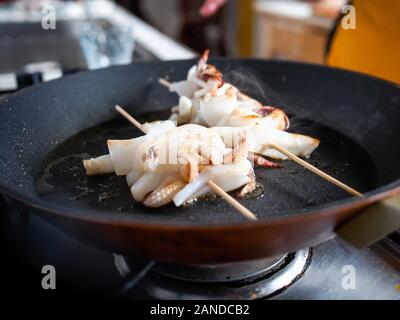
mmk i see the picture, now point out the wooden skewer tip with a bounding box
[115,105,144,133]
[267,143,364,198]
[207,181,258,221]
[158,78,171,88]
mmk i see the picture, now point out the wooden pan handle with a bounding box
[336,194,400,248]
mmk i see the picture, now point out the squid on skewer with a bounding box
[83,122,256,208]
[167,50,289,131]
[84,116,318,179]
[212,125,319,160]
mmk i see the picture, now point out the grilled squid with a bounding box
[212,126,320,160]
[83,123,255,207]
[173,157,254,206]
[84,118,319,178]
[167,50,289,131]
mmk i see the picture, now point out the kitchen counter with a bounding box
[0,0,196,62]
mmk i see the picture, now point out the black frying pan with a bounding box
[0,59,399,264]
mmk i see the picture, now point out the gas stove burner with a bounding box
[116,249,311,300]
[152,255,287,283]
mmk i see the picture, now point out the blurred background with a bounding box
[0,0,398,93]
[123,0,344,62]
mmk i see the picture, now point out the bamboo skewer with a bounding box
[158,78,172,89]
[115,105,143,131]
[268,143,364,197]
[114,105,258,221]
[207,181,258,221]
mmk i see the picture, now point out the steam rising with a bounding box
[222,65,390,143]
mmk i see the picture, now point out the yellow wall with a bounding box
[238,0,253,56]
[327,0,400,83]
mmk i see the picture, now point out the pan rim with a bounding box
[1,182,400,231]
[1,57,398,103]
[1,58,400,230]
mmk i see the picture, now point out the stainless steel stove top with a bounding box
[2,196,399,299]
